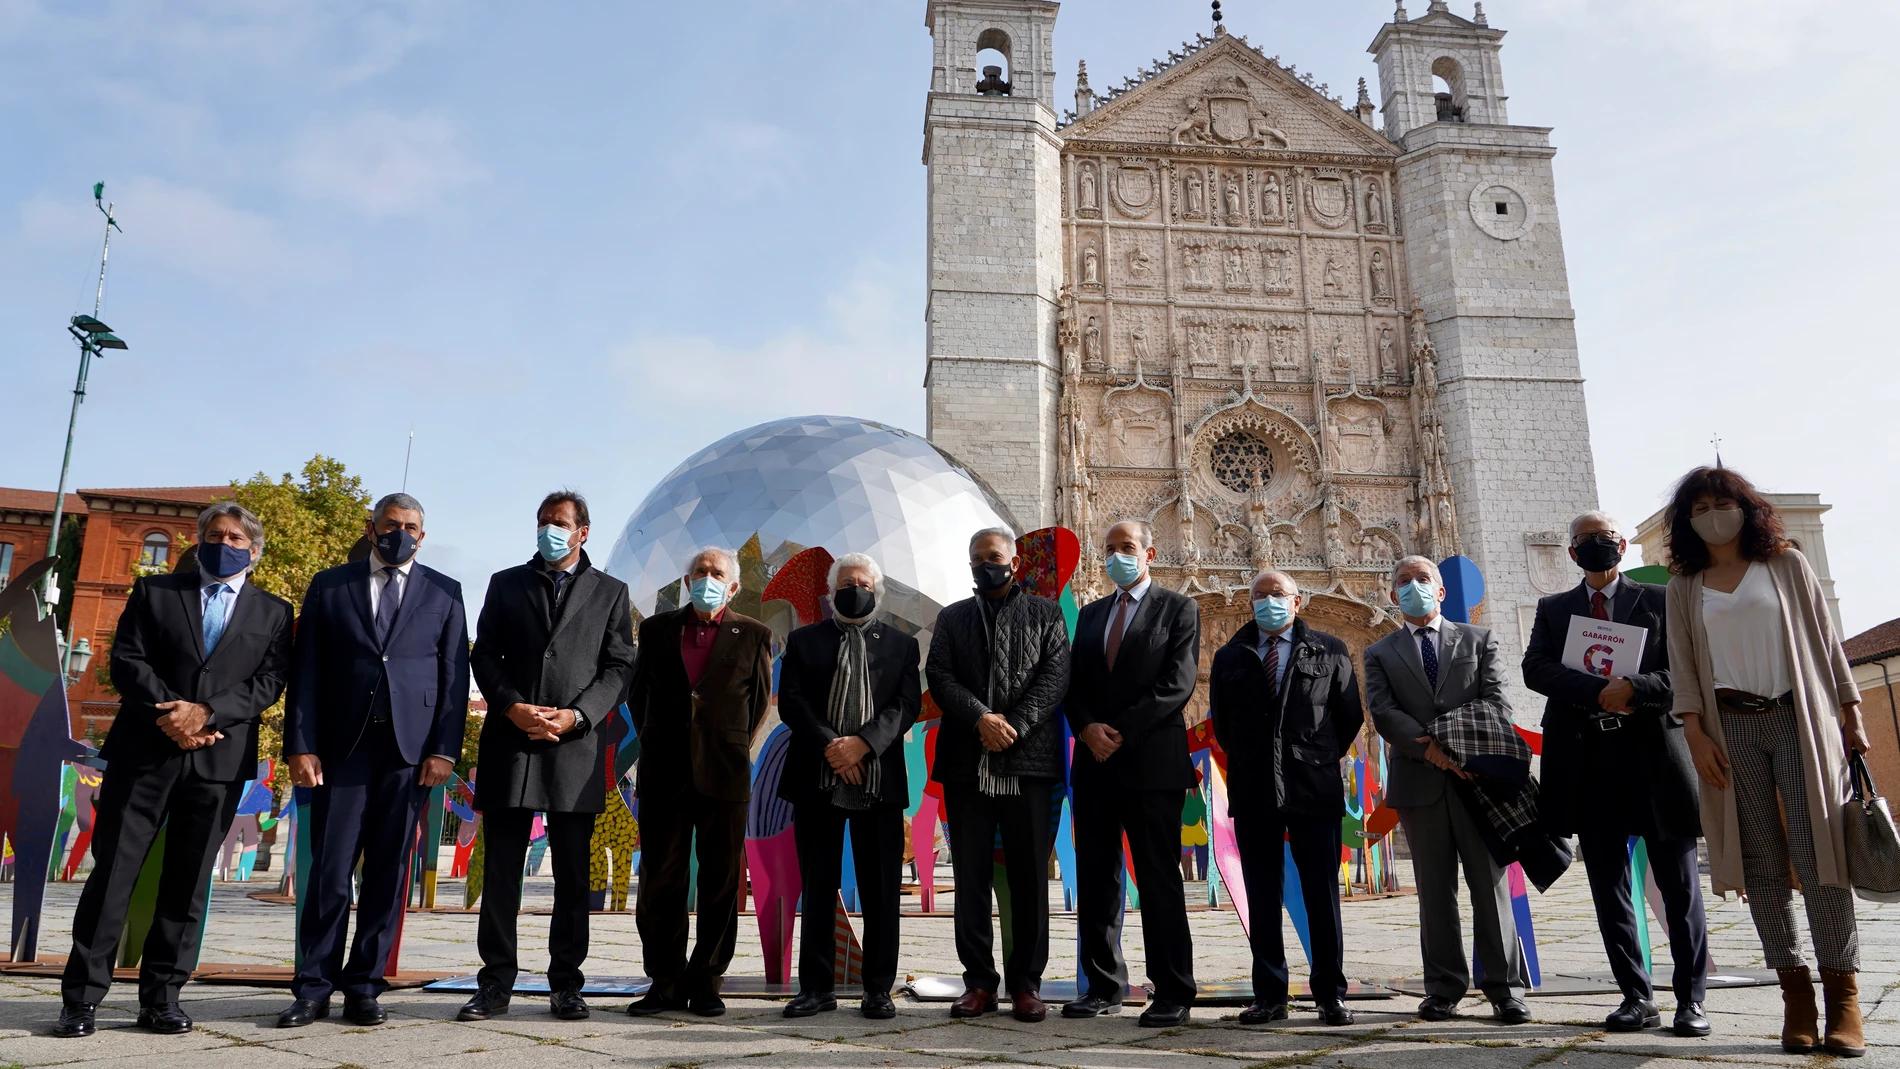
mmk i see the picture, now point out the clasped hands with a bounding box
[1414,735,1473,780]
[506,702,578,743]
[156,700,222,750]
[825,735,873,785]
[1596,676,1635,714]
[1079,721,1123,763]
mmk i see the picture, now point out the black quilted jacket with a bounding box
[926,588,1071,783]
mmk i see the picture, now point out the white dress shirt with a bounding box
[1103,576,1153,645]
[1255,626,1295,690]
[1403,614,1448,661]
[200,566,248,616]
[369,554,414,616]
[1584,573,1622,617]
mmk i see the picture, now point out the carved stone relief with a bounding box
[1100,383,1174,468]
[1223,241,1253,292]
[1304,169,1352,229]
[1363,178,1387,231]
[1329,398,1391,474]
[1369,248,1394,304]
[1124,239,1160,288]
[1078,161,1101,215]
[1180,239,1213,289]
[1081,239,1103,290]
[1171,76,1291,149]
[1083,315,1104,371]
[1263,241,1296,295]
[1524,531,1571,595]
[1260,170,1286,224]
[1111,162,1158,219]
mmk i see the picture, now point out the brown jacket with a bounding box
[1667,548,1862,895]
[628,606,774,803]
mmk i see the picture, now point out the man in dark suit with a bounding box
[278,493,469,1028]
[776,553,921,1021]
[1062,519,1200,1027]
[1209,571,1363,1028]
[624,545,773,1018]
[458,491,636,1024]
[1524,511,1708,1037]
[55,503,293,1038]
[1366,556,1530,1024]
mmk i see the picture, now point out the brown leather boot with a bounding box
[1821,968,1866,1058]
[1777,966,1819,1053]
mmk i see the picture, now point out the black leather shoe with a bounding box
[1139,998,1191,1027]
[457,987,511,1022]
[1061,993,1123,1018]
[689,993,726,1018]
[1317,1001,1355,1026]
[1605,996,1660,1032]
[1492,997,1532,1025]
[1673,1001,1711,1037]
[784,990,838,1018]
[277,998,330,1028]
[343,996,386,1026]
[626,990,685,1016]
[1416,996,1458,1021]
[53,1002,96,1038]
[550,989,589,1020]
[1238,1002,1288,1024]
[861,991,896,1019]
[137,1003,193,1035]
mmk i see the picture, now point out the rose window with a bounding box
[1210,430,1275,493]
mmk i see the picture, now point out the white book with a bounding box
[1560,614,1649,678]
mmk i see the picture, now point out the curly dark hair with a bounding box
[1664,466,1788,575]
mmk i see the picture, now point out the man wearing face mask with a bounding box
[926,528,1070,1022]
[279,493,470,1029]
[55,504,293,1040]
[459,491,636,1024]
[1064,519,1201,1027]
[1523,512,1707,1037]
[624,546,773,1018]
[776,554,921,1020]
[1208,572,1363,1028]
[1365,556,1530,1025]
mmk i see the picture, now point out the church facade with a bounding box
[921,0,1597,720]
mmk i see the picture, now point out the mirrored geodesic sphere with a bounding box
[605,415,1018,630]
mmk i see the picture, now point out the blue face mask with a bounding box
[1397,578,1439,617]
[374,528,418,567]
[198,540,251,580]
[1105,552,1144,588]
[1252,594,1295,634]
[537,524,573,562]
[689,576,729,613]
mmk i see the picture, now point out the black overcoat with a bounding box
[1208,617,1364,818]
[775,617,921,807]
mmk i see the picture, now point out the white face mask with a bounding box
[1690,507,1744,546]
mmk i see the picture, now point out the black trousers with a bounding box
[62,758,240,1006]
[291,724,429,1001]
[792,799,904,996]
[1072,783,1197,1004]
[1579,832,1709,1002]
[944,780,1052,994]
[477,807,598,993]
[1234,809,1345,1005]
[635,782,748,996]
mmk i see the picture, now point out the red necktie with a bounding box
[1591,590,1609,621]
[1263,636,1281,693]
[1105,592,1132,670]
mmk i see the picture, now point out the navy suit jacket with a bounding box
[284,558,470,767]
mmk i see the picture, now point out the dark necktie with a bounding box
[1418,627,1439,689]
[1591,590,1609,621]
[1105,592,1132,670]
[551,569,570,610]
[375,566,402,645]
[1263,635,1281,694]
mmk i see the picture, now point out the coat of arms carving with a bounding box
[1524,531,1572,595]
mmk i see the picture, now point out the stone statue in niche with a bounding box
[1229,322,1256,369]
[1182,241,1211,287]
[1131,322,1153,368]
[1224,244,1251,290]
[1083,315,1103,370]
[1057,284,1081,371]
[1378,325,1396,377]
[1322,256,1345,297]
[1269,326,1299,369]
[1223,175,1245,226]
[1365,180,1386,227]
[1261,172,1283,221]
[1369,249,1392,301]
[1184,170,1205,218]
[1264,243,1294,293]
[1128,243,1154,282]
[1248,499,1274,572]
[1330,333,1350,377]
[1079,163,1099,211]
[1082,243,1101,286]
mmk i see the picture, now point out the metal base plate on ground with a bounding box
[424,975,804,999]
[0,956,447,989]
[1378,969,1782,998]
[903,978,1392,1005]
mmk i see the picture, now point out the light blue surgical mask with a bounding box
[537,524,572,563]
[1252,594,1295,634]
[1397,578,1439,618]
[689,576,729,613]
[1105,552,1144,588]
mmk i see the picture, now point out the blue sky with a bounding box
[2,0,1894,637]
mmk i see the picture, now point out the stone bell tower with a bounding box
[1372,1,1599,713]
[922,0,1065,530]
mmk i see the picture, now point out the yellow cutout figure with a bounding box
[590,790,638,911]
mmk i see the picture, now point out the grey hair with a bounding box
[1391,555,1442,588]
[1249,570,1299,595]
[827,552,885,594]
[1107,517,1154,549]
[968,526,1016,555]
[1568,510,1621,542]
[688,545,740,587]
[372,492,425,527]
[197,502,265,564]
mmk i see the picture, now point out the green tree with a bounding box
[230,455,371,800]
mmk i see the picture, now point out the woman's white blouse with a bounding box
[1701,560,1792,699]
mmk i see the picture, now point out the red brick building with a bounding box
[0,484,230,737]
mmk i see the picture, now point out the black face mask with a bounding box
[832,585,876,619]
[1572,533,1623,574]
[374,528,419,567]
[972,561,1015,592]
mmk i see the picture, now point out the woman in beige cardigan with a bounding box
[1663,466,1869,1058]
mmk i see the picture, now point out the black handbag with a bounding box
[1844,752,1900,902]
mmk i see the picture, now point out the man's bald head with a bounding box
[1250,571,1299,599]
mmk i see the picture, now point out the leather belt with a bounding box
[1590,714,1623,732]
[1715,687,1793,714]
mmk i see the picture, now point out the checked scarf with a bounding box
[1432,697,1539,840]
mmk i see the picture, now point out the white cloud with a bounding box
[18,178,283,284]
[288,109,483,217]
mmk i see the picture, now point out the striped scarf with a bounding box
[819,618,879,808]
[977,598,1020,798]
